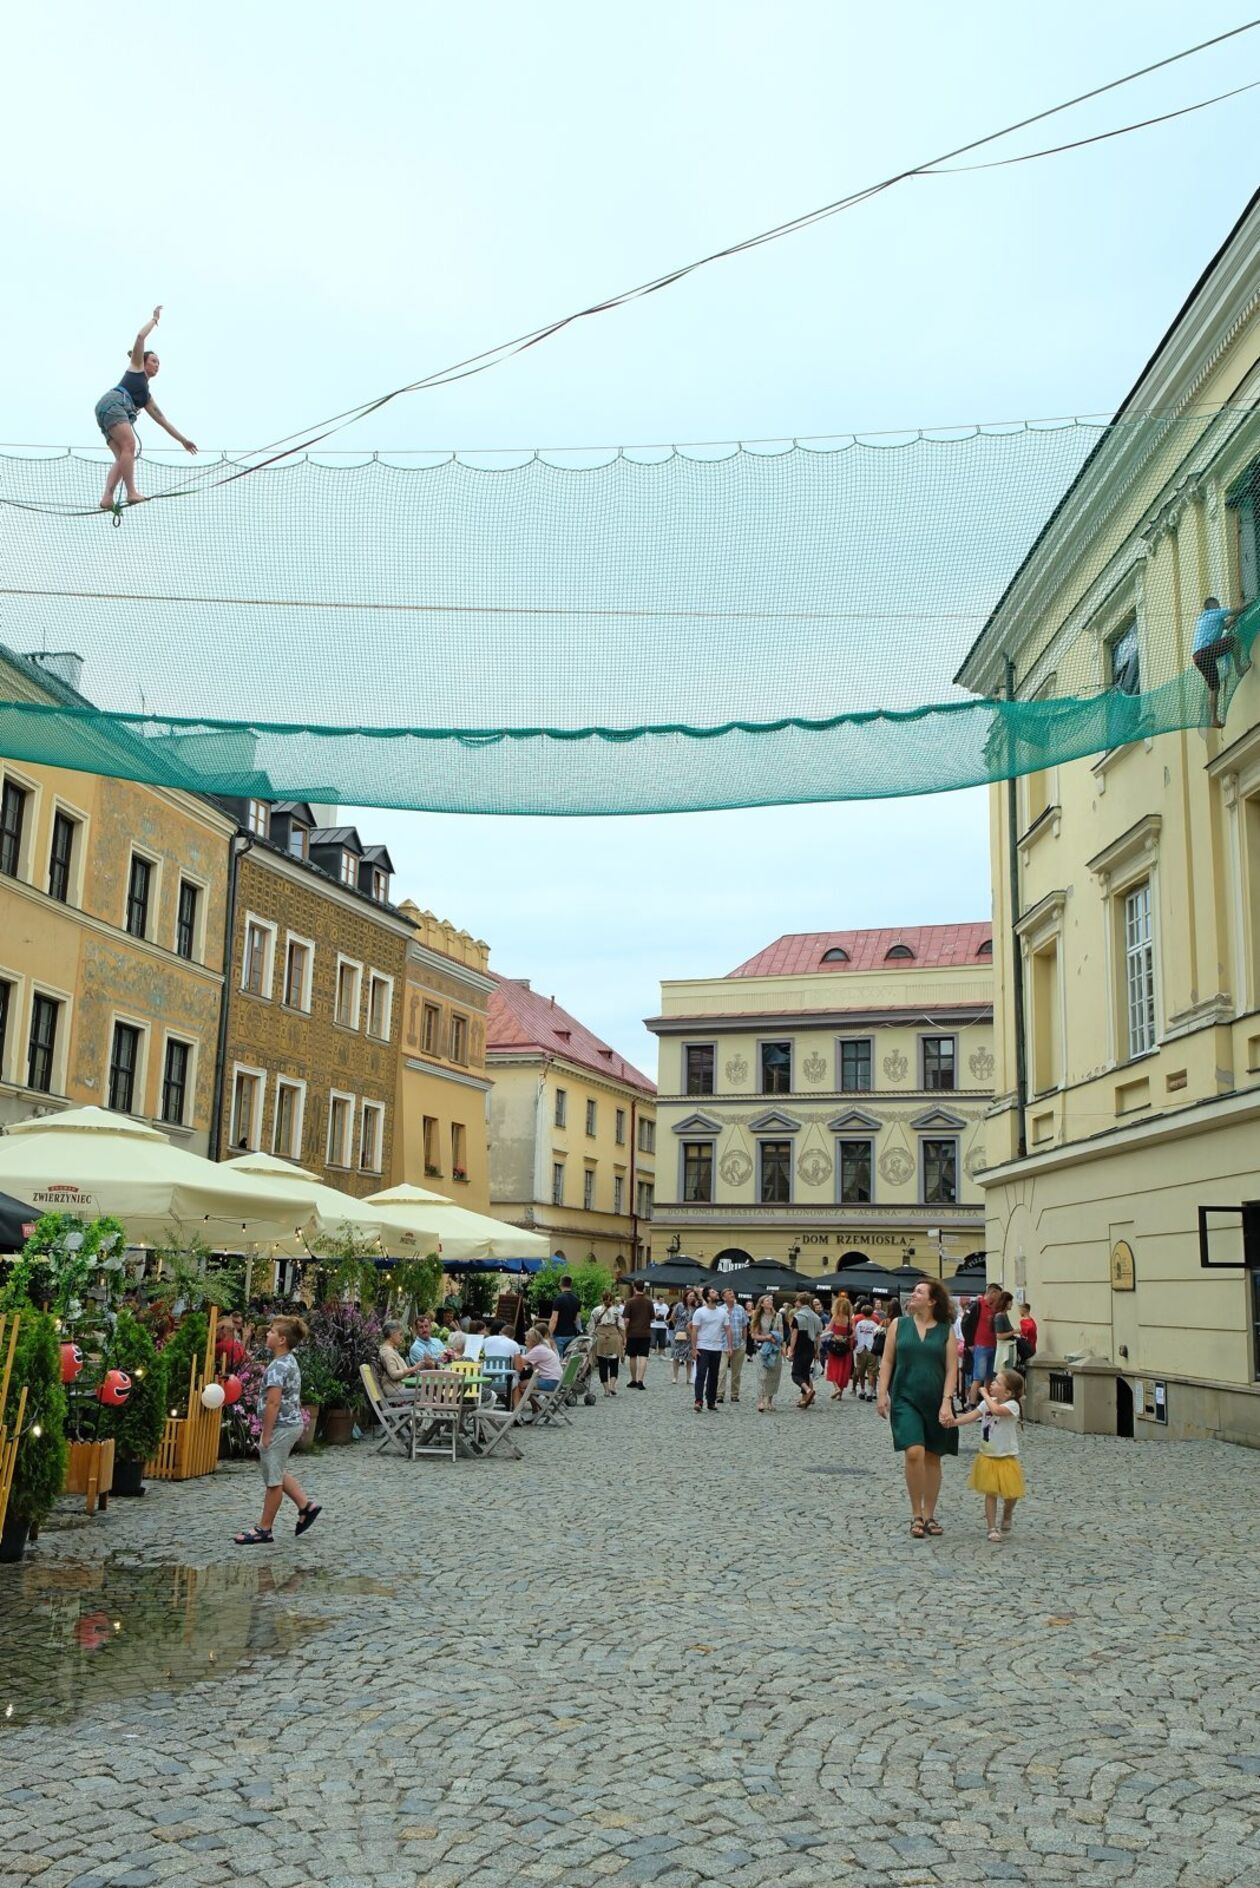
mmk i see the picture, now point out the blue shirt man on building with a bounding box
[718,1288,751,1403]
[1193,595,1245,730]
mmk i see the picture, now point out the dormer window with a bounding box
[885,943,915,960]
[287,824,307,862]
[247,799,269,838]
[977,938,993,956]
[340,851,357,887]
[821,947,849,963]
[372,868,387,901]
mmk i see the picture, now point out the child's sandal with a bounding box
[987,1528,1004,1543]
[910,1517,927,1538]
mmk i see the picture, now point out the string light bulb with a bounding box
[31,1424,42,1438]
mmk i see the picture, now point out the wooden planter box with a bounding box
[63,1438,116,1515]
[146,1309,223,1483]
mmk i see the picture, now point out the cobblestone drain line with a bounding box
[3,1386,1260,1888]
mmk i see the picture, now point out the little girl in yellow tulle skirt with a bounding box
[955,1368,1026,1542]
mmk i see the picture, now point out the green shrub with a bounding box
[99,1310,168,1463]
[161,1311,209,1417]
[3,1306,68,1528]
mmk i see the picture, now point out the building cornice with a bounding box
[485,1048,656,1104]
[660,1202,982,1228]
[1086,813,1162,886]
[243,844,414,938]
[403,1057,493,1094]
[647,1003,991,1035]
[977,1081,1260,1186]
[406,941,496,997]
[655,1088,992,1108]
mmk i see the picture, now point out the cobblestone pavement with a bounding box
[3,1372,1260,1888]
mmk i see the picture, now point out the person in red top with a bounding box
[964,1283,1001,1406]
[1019,1303,1038,1353]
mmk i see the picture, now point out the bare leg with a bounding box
[921,1450,943,1521]
[280,1468,309,1511]
[903,1443,927,1517]
[101,422,141,507]
[1001,1497,1018,1534]
[986,1494,1001,1539]
[259,1484,284,1532]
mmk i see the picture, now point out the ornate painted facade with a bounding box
[646,926,993,1277]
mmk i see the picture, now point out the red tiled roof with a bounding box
[486,975,656,1095]
[728,923,993,978]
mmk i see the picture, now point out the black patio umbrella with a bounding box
[718,1260,808,1297]
[884,1262,928,1290]
[819,1262,910,1298]
[950,1256,988,1292]
[0,1189,37,1253]
[623,1258,710,1288]
[810,1268,884,1297]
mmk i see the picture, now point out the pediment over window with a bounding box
[747,1109,802,1133]
[910,1107,967,1132]
[672,1111,723,1135]
[827,1109,881,1132]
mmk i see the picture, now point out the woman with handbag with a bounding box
[750,1294,785,1413]
[589,1291,625,1396]
[823,1293,855,1399]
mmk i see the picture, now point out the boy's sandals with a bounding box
[987,1528,1004,1543]
[910,1517,927,1539]
[295,1502,322,1537]
[923,1518,943,1536]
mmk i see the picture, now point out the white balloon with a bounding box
[200,1382,226,1410]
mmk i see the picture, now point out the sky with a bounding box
[2,2,1257,1075]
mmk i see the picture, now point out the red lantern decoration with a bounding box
[97,1368,132,1407]
[222,1374,243,1407]
[60,1342,84,1384]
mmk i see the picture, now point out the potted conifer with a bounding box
[99,1309,168,1496]
[0,1308,69,1563]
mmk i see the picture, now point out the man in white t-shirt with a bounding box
[690,1290,731,1413]
[651,1299,670,1352]
[483,1322,523,1363]
[851,1306,880,1402]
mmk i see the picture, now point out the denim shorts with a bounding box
[95,391,136,438]
[258,1423,303,1486]
[970,1344,996,1385]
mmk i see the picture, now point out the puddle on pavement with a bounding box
[0,1559,394,1727]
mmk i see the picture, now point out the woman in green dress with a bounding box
[877,1277,958,1538]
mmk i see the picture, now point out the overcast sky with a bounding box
[2,3,1255,1075]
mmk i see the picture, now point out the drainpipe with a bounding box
[629,1095,639,1269]
[1004,657,1028,1162]
[209,832,254,1161]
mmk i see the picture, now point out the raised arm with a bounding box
[130,305,162,369]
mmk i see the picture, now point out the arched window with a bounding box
[885,943,915,960]
[712,1247,754,1271]
[821,947,849,963]
[976,938,993,956]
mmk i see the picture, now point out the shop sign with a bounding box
[1109,1240,1136,1292]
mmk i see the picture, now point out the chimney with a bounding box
[28,651,85,693]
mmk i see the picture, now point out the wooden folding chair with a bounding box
[407,1371,465,1462]
[359,1364,417,1458]
[531,1349,585,1427]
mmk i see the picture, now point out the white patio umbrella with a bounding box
[0,1107,321,1247]
[362,1182,550,1262]
[222,1152,438,1258]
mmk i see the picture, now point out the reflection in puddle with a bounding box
[0,1560,394,1726]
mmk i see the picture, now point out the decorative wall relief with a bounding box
[883,1049,908,1084]
[969,1046,995,1082]
[797,1146,833,1187]
[725,1053,749,1087]
[406,994,420,1046]
[877,1117,916,1187]
[719,1148,753,1187]
[802,1050,828,1085]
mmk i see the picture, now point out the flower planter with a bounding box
[63,1438,116,1516]
[320,1406,355,1447]
[295,1405,319,1453]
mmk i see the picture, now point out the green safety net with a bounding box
[0,409,1255,815]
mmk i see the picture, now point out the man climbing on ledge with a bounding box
[94,304,198,511]
[1193,594,1245,730]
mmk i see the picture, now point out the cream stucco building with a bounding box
[394,904,494,1213]
[486,975,655,1272]
[646,926,994,1279]
[957,190,1260,1444]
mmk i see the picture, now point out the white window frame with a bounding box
[551,1159,565,1206]
[0,767,40,884]
[272,1076,308,1160]
[359,1099,385,1174]
[613,1172,625,1216]
[326,1089,356,1169]
[638,1116,655,1154]
[450,1119,467,1179]
[158,1030,198,1130]
[1087,815,1162,1068]
[554,1087,567,1129]
[124,846,162,943]
[246,799,269,837]
[1123,882,1157,1060]
[449,1011,469,1063]
[48,795,89,908]
[334,954,363,1031]
[282,932,316,1013]
[583,1166,596,1212]
[174,870,209,964]
[636,1178,654,1220]
[229,1063,267,1152]
[241,912,278,1000]
[422,1002,441,1055]
[339,850,358,888]
[615,1107,626,1145]
[105,1012,150,1117]
[585,1097,598,1137]
[366,970,394,1041]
